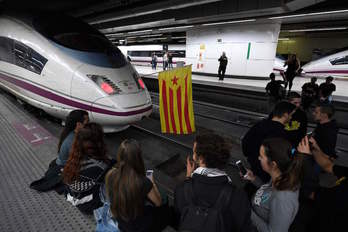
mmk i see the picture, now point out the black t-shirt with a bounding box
[319,83,336,98]
[302,82,319,98]
[242,119,288,182]
[313,120,338,158]
[333,165,348,179]
[266,80,283,99]
[315,165,348,231]
[117,177,154,232]
[218,56,228,67]
[285,108,307,147]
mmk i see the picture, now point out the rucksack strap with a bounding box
[212,183,233,210]
[183,180,195,204]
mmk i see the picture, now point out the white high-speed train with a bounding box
[302,49,348,79]
[0,13,152,132]
[119,44,186,67]
[272,56,287,77]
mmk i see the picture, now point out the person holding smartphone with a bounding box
[105,139,173,232]
[297,136,348,232]
[175,133,252,232]
[242,138,303,232]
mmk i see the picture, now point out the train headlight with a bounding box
[132,72,145,90]
[87,74,122,95]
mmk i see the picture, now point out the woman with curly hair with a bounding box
[63,122,111,214]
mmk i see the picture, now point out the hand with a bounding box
[241,169,256,182]
[308,137,320,152]
[186,156,196,178]
[297,136,312,155]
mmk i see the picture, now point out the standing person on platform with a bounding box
[168,52,173,70]
[285,92,308,148]
[242,101,296,182]
[312,103,338,159]
[319,76,336,103]
[265,73,285,112]
[218,52,228,81]
[163,52,168,71]
[284,54,300,95]
[151,53,158,70]
[301,77,319,111]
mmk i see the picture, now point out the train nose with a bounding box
[90,91,152,132]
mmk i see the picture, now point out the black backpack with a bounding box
[179,181,232,232]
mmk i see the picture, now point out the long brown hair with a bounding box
[106,139,146,222]
[63,123,107,184]
[262,138,303,191]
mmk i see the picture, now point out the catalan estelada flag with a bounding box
[158,65,195,134]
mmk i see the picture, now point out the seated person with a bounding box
[63,123,111,214]
[56,109,89,166]
[297,136,348,232]
[105,139,171,232]
[243,138,303,232]
[30,109,89,192]
[175,133,252,232]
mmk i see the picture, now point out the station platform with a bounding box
[0,90,95,232]
[135,65,348,103]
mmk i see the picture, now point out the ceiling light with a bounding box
[159,25,194,31]
[105,33,124,37]
[288,27,347,32]
[139,34,163,38]
[202,19,256,26]
[269,9,348,20]
[128,29,153,34]
[278,38,289,41]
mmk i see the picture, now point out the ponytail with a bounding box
[274,154,303,191]
[262,138,303,191]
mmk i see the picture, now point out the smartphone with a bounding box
[236,160,247,176]
[146,170,154,180]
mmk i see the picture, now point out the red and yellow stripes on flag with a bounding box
[158,65,195,134]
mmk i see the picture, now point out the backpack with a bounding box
[179,181,232,232]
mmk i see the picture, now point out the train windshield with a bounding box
[33,14,126,68]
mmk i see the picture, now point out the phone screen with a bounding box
[146,170,153,180]
[236,160,247,176]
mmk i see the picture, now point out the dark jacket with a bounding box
[218,56,228,67]
[66,158,111,214]
[242,119,288,182]
[313,120,338,158]
[174,174,252,232]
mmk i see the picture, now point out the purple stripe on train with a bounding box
[305,70,348,74]
[0,73,152,116]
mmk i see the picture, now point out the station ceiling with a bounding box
[1,0,348,45]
